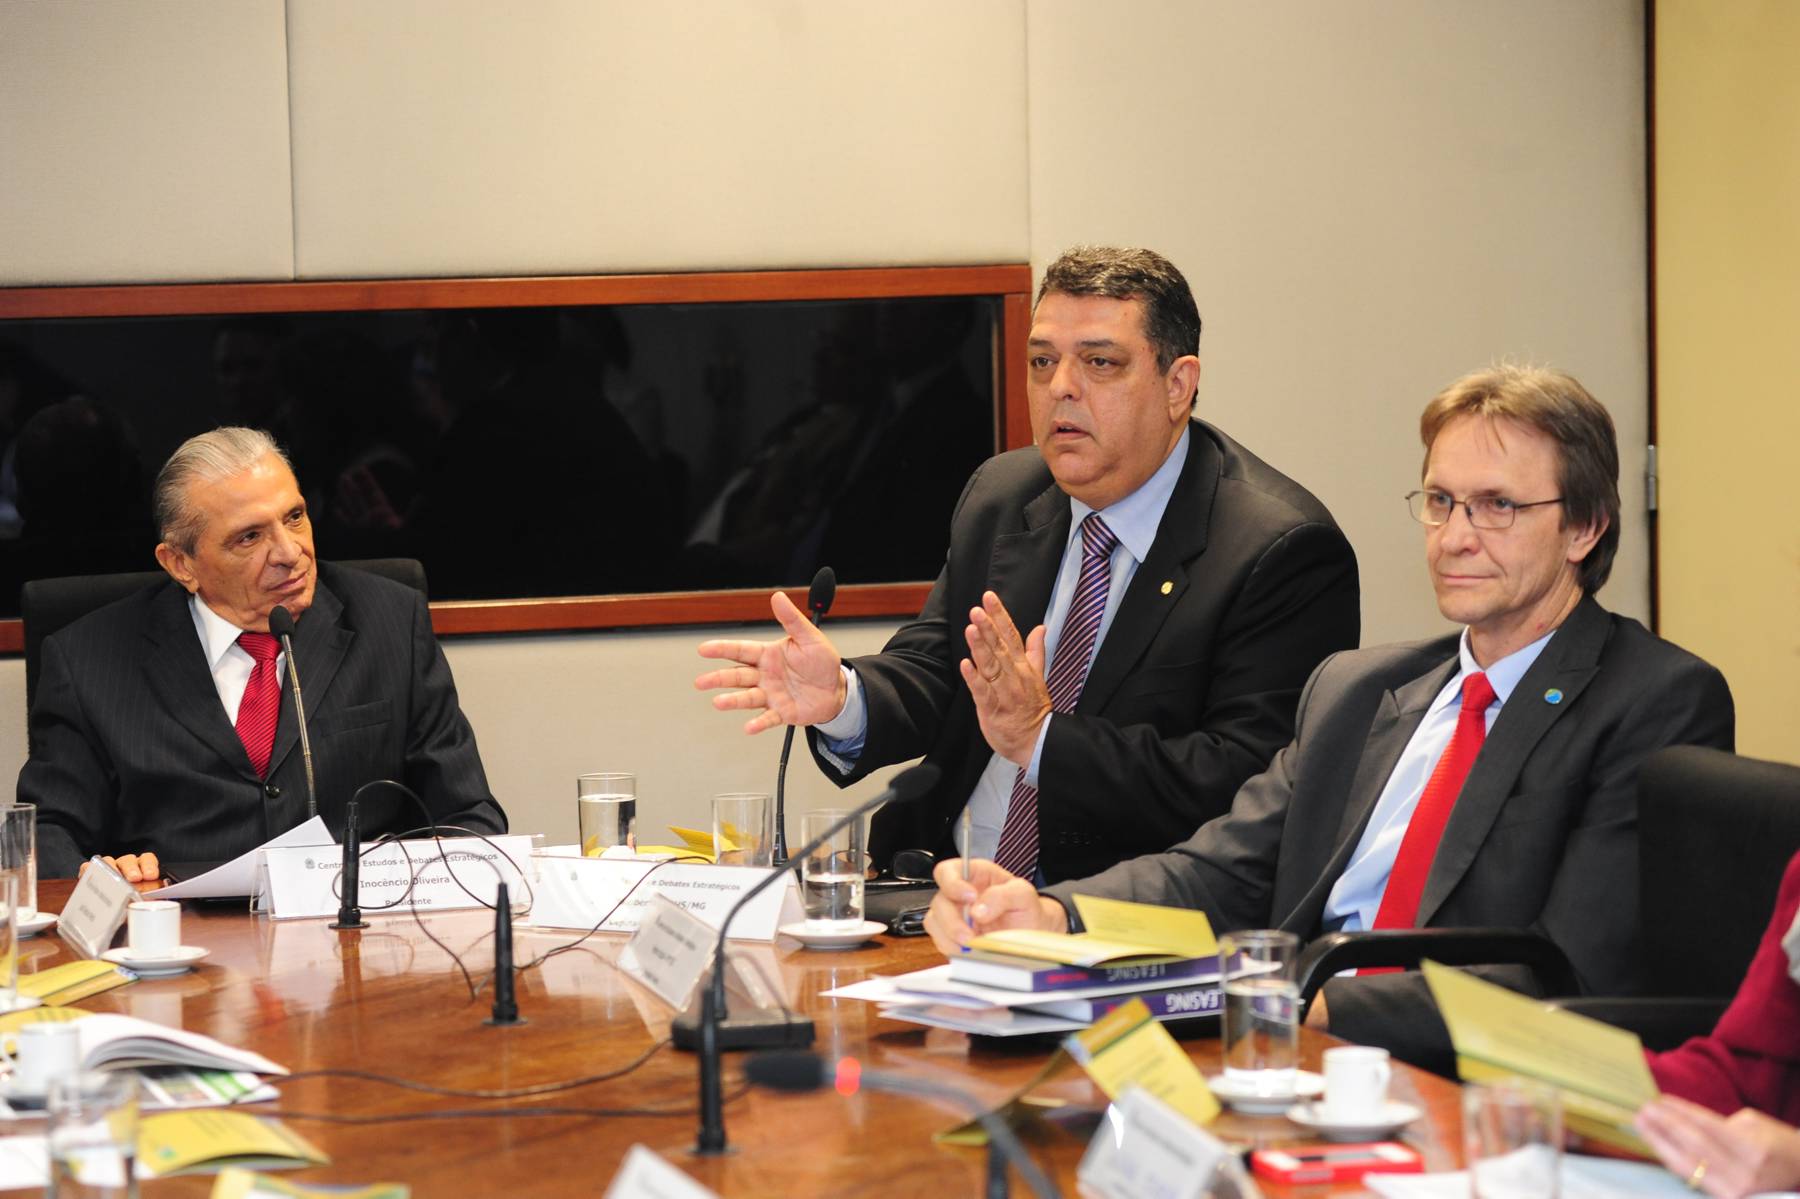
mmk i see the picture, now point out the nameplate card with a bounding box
[602,1144,721,1199]
[617,894,716,1009]
[56,859,135,958]
[527,853,801,941]
[1076,1087,1229,1199]
[260,836,533,920]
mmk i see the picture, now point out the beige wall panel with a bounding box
[1026,0,1649,647]
[0,621,909,856]
[1656,1,1800,763]
[0,0,293,286]
[286,0,1028,278]
[425,622,911,850]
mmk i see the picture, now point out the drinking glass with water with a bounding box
[799,808,866,930]
[577,772,636,857]
[1220,929,1300,1096]
[47,1072,140,1199]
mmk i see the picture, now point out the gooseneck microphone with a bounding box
[485,882,523,1027]
[330,799,367,930]
[268,605,317,820]
[744,1051,1062,1199]
[773,566,837,867]
[685,761,938,1156]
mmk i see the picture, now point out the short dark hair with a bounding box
[1420,364,1621,593]
[1036,246,1202,376]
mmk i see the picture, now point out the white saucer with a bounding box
[0,1078,53,1108]
[1206,1069,1325,1114]
[102,945,209,977]
[17,912,56,938]
[778,920,885,950]
[1284,1098,1423,1141]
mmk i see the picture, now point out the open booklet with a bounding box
[1,1008,286,1076]
[1422,960,1658,1154]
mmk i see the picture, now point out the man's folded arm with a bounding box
[18,636,114,877]
[400,591,506,836]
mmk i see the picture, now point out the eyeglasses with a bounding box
[1406,489,1564,530]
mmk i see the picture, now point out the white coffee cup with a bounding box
[126,900,181,956]
[1321,1044,1391,1118]
[6,1021,82,1097]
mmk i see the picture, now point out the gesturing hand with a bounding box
[959,590,1052,767]
[696,590,847,734]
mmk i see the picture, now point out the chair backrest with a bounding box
[20,558,429,721]
[1640,745,1800,996]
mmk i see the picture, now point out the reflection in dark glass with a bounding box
[0,297,998,615]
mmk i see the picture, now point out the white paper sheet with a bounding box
[155,816,333,900]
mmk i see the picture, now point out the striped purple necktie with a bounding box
[992,513,1119,877]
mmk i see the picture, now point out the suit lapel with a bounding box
[988,481,1072,630]
[140,584,260,782]
[266,579,353,777]
[1078,425,1218,712]
[1279,647,1459,933]
[1333,658,1460,846]
[1415,598,1610,925]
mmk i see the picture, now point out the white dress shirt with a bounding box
[187,594,286,725]
[1321,627,1553,931]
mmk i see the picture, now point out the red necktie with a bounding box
[993,513,1119,878]
[1370,671,1498,932]
[235,631,282,778]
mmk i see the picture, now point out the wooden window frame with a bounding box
[0,265,1034,650]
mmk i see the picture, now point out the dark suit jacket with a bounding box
[1045,596,1736,1069]
[21,562,505,876]
[820,419,1360,882]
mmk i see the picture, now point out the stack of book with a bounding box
[824,895,1225,1035]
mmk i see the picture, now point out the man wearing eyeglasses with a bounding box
[927,363,1734,1070]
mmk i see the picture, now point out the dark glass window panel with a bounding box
[0,297,998,614]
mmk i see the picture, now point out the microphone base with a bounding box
[484,1013,527,1028]
[330,910,368,930]
[670,1005,814,1052]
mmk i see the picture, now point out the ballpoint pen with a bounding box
[960,806,973,932]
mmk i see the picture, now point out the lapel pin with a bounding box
[1160,581,1173,595]
[1543,688,1564,705]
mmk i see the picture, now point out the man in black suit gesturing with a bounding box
[697,247,1359,884]
[20,427,505,885]
[925,364,1734,1068]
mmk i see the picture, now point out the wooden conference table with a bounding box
[19,880,1466,1197]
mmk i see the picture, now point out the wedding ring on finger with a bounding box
[1686,1159,1708,1190]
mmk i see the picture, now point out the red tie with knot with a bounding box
[1370,670,1499,933]
[235,631,281,778]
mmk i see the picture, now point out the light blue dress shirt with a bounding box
[1321,626,1554,931]
[815,428,1192,861]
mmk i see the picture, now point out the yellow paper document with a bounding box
[1422,959,1657,1153]
[970,896,1216,966]
[1065,997,1220,1126]
[140,1110,329,1177]
[20,959,132,1006]
[666,825,730,863]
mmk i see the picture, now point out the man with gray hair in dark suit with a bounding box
[19,426,505,888]
[925,364,1734,1069]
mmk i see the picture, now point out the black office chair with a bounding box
[20,557,428,725]
[1550,745,1800,1049]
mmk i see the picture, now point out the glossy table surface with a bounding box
[18,882,1467,1196]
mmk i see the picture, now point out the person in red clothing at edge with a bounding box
[1637,848,1800,1198]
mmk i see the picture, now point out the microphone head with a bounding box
[885,763,941,805]
[743,1050,828,1093]
[268,605,296,638]
[807,566,836,618]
